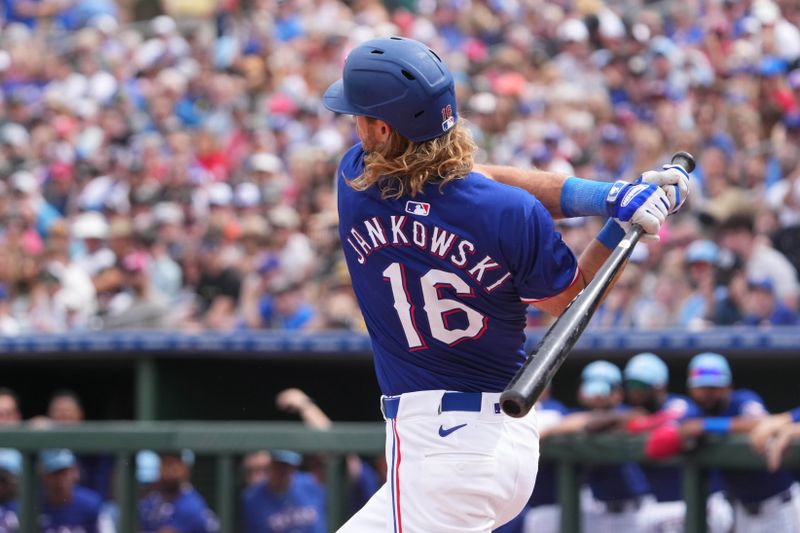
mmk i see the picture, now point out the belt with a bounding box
[741,488,793,516]
[601,497,642,514]
[381,392,501,419]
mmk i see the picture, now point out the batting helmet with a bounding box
[323,37,458,142]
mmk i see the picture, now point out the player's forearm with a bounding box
[533,228,618,316]
[474,164,568,218]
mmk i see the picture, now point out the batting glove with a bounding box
[606,181,670,237]
[636,164,690,214]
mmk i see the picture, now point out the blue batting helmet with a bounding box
[323,37,458,142]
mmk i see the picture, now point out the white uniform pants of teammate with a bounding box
[732,483,800,533]
[337,390,539,533]
[637,492,733,533]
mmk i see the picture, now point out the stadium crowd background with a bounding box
[0,0,797,337]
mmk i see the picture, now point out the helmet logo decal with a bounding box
[441,104,455,132]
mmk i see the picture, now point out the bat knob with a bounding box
[670,151,696,174]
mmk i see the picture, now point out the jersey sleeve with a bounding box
[734,390,769,417]
[791,407,800,423]
[503,196,578,302]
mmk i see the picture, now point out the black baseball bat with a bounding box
[500,151,696,418]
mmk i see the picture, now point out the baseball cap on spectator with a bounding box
[72,212,110,240]
[600,124,625,145]
[698,188,755,225]
[251,153,283,174]
[685,240,719,264]
[747,275,774,293]
[687,353,732,388]
[0,449,21,476]
[624,353,668,388]
[234,182,261,208]
[208,183,233,207]
[581,361,622,386]
[150,15,177,36]
[269,205,300,230]
[1,123,29,147]
[39,449,77,473]
[558,19,589,43]
[136,450,160,484]
[10,171,38,195]
[271,450,302,466]
[153,202,185,226]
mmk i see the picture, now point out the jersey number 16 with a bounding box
[382,262,487,349]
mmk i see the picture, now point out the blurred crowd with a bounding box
[0,0,799,335]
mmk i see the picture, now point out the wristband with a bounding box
[703,417,731,435]
[560,177,615,218]
[791,407,800,423]
[596,218,626,249]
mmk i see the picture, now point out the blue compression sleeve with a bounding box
[596,219,626,249]
[560,177,615,218]
[703,417,732,435]
[791,407,800,423]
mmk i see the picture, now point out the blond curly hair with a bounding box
[347,120,477,199]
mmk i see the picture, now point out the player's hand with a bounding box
[636,164,690,214]
[276,388,314,414]
[766,425,800,472]
[607,181,670,237]
[750,413,792,454]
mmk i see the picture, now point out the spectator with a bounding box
[741,276,799,325]
[139,450,219,533]
[0,449,20,532]
[241,450,326,533]
[39,449,104,533]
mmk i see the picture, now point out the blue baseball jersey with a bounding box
[0,501,18,533]
[529,398,570,507]
[337,144,578,395]
[241,472,326,533]
[139,487,219,533]
[640,394,702,502]
[40,486,101,533]
[709,389,795,503]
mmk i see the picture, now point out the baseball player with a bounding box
[652,353,800,532]
[622,353,732,533]
[0,449,20,533]
[324,36,685,532]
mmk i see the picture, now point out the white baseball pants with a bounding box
[337,390,540,533]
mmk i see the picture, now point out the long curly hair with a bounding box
[347,121,477,199]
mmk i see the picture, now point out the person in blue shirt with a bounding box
[674,353,800,532]
[39,449,102,533]
[139,450,219,533]
[741,276,799,326]
[323,36,685,532]
[621,353,733,533]
[241,450,326,533]
[0,449,20,533]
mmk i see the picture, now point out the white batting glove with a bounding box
[614,186,670,241]
[637,165,690,214]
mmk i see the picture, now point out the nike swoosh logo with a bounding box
[438,423,467,437]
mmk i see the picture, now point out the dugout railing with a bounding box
[1,424,799,533]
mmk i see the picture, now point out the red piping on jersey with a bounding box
[393,418,403,533]
[520,266,582,303]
